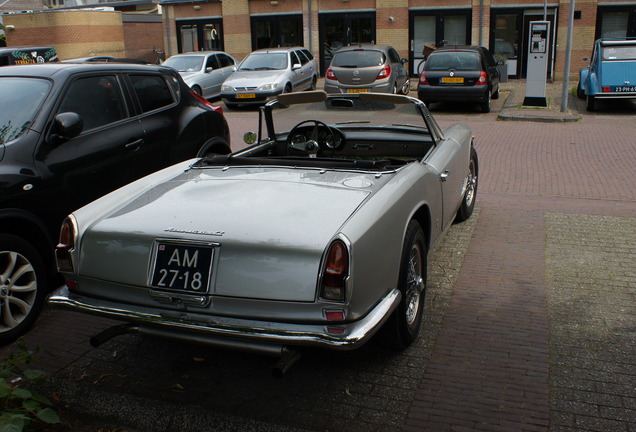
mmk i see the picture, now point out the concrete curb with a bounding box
[497,88,581,122]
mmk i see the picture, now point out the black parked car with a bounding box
[0,62,231,344]
[417,46,500,113]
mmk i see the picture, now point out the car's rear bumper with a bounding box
[324,79,394,94]
[418,85,489,103]
[48,285,401,351]
[590,92,636,99]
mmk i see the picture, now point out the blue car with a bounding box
[577,38,636,111]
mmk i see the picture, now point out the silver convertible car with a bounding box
[49,91,477,372]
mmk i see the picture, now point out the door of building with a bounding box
[176,20,224,53]
[410,10,471,76]
[319,12,375,76]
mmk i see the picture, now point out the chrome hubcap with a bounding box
[405,243,424,326]
[465,160,477,207]
[0,251,37,332]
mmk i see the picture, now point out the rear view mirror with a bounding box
[50,112,83,145]
[292,63,301,71]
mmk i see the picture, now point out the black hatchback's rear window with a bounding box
[425,52,481,71]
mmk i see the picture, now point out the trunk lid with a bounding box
[78,167,386,302]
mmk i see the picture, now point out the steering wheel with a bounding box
[286,120,337,158]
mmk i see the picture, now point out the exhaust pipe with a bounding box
[271,348,301,378]
[90,324,139,347]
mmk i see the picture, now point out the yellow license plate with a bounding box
[237,93,256,99]
[441,77,464,84]
[347,88,368,93]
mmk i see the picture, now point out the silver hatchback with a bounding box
[163,51,237,99]
[324,44,410,95]
[220,47,318,108]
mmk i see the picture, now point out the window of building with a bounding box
[410,10,471,75]
[251,15,302,49]
[597,7,636,38]
[176,19,224,53]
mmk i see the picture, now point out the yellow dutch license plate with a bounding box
[237,93,256,99]
[441,77,464,84]
[347,88,369,93]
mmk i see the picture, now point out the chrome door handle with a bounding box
[440,170,450,181]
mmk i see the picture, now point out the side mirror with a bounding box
[50,112,83,145]
[292,63,302,71]
[583,57,589,62]
[205,67,213,73]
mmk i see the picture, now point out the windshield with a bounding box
[163,55,204,72]
[270,94,430,135]
[331,50,386,68]
[425,52,481,71]
[240,53,288,71]
[602,45,636,60]
[0,77,51,144]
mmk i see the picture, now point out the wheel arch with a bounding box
[196,136,232,158]
[410,204,432,251]
[0,210,57,279]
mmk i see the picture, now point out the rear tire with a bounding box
[197,137,231,158]
[586,95,596,111]
[455,147,478,223]
[0,234,47,345]
[480,91,491,113]
[577,83,585,99]
[384,220,427,350]
[401,78,411,95]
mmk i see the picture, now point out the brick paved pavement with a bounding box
[2,83,635,431]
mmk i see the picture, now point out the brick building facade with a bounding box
[2,9,163,63]
[2,0,635,79]
[161,0,636,80]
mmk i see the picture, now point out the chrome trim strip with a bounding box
[48,287,401,350]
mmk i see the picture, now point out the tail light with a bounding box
[190,89,224,115]
[377,65,391,79]
[476,71,488,86]
[320,240,349,302]
[325,67,337,81]
[419,71,429,85]
[602,86,610,93]
[56,216,77,273]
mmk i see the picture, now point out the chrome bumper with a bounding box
[48,286,401,351]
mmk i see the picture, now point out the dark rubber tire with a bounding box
[384,220,427,350]
[455,147,478,223]
[0,234,47,345]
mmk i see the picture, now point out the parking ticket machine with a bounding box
[524,21,550,106]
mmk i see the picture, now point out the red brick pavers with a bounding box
[406,200,550,432]
[405,109,636,431]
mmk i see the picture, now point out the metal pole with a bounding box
[560,0,575,112]
[479,0,483,47]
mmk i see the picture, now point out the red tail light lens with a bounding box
[602,86,610,93]
[190,89,224,115]
[56,217,76,273]
[476,71,488,85]
[325,67,337,81]
[419,71,429,85]
[377,64,391,79]
[320,240,349,301]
